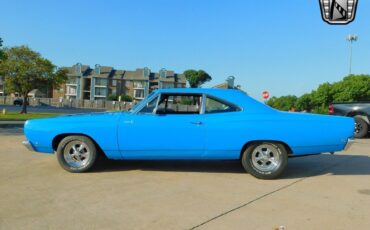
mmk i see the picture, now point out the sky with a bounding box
[0,0,369,100]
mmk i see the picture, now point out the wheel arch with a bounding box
[347,112,370,124]
[52,133,106,157]
[239,140,292,159]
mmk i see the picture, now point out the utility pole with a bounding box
[346,34,358,75]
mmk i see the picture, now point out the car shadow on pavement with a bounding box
[92,154,370,178]
[282,153,370,179]
[94,159,245,174]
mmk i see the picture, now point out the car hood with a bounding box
[24,111,127,129]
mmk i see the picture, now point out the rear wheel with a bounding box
[241,142,288,179]
[56,135,98,173]
[354,116,369,138]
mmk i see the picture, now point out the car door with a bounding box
[118,93,205,159]
[203,95,243,159]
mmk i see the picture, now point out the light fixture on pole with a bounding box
[346,34,358,75]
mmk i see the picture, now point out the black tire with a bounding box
[354,116,369,138]
[56,135,98,173]
[241,142,288,179]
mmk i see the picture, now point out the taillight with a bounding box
[329,104,334,114]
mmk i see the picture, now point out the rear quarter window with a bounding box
[205,96,240,114]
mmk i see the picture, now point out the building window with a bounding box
[133,81,145,88]
[162,82,174,88]
[134,89,145,99]
[95,78,107,86]
[111,88,116,95]
[125,81,131,87]
[112,80,117,87]
[67,77,77,85]
[95,88,107,96]
[66,86,77,95]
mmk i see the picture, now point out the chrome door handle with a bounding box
[191,121,203,125]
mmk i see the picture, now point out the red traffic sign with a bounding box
[262,91,269,99]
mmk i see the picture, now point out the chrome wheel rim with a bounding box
[355,121,362,134]
[63,141,91,168]
[251,144,281,172]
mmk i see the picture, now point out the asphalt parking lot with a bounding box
[0,128,369,230]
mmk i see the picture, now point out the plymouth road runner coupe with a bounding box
[23,88,354,179]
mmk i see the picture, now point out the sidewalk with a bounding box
[0,120,25,128]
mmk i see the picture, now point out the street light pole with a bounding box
[346,34,358,75]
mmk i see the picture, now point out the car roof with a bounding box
[157,87,240,95]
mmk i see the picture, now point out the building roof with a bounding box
[66,64,92,76]
[100,66,113,73]
[62,64,184,82]
[123,69,148,80]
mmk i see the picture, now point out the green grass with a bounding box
[0,112,62,121]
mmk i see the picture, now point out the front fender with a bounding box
[23,112,122,159]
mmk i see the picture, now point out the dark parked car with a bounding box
[329,102,370,138]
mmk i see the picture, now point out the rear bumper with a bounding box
[344,138,355,151]
[23,140,35,151]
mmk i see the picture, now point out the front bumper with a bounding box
[344,138,355,151]
[22,140,35,151]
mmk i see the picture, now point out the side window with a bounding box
[205,97,239,114]
[156,94,201,115]
[138,96,158,114]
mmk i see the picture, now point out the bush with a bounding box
[120,94,133,102]
[107,95,118,101]
[107,94,133,102]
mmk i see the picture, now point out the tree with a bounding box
[295,93,313,112]
[0,37,5,61]
[267,95,298,111]
[266,74,370,114]
[331,74,370,102]
[0,46,68,113]
[183,69,212,88]
[311,82,333,108]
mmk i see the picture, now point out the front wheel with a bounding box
[241,142,288,179]
[56,135,98,173]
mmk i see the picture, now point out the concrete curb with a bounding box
[0,121,25,128]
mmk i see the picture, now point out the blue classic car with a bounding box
[23,88,354,179]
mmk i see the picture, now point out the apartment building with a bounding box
[53,63,186,101]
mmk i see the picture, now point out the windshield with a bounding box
[129,91,156,113]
